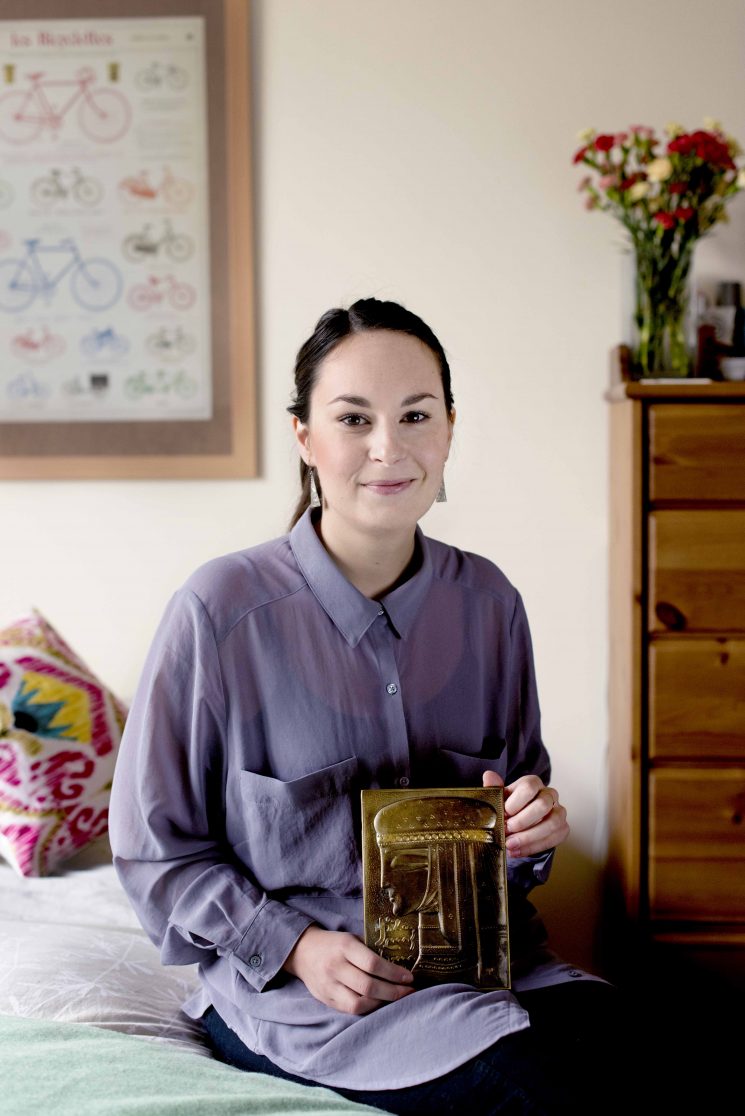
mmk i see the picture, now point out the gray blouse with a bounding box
[109,508,598,1091]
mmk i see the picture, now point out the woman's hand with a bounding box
[482,770,569,858]
[283,925,415,1015]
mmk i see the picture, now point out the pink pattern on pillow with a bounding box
[0,610,126,877]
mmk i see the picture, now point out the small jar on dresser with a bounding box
[607,374,745,994]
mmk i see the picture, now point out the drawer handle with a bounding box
[655,601,687,631]
[732,792,745,827]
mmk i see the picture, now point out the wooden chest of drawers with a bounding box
[608,382,745,985]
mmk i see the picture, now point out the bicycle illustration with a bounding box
[0,181,13,208]
[122,220,194,264]
[0,67,131,144]
[135,62,189,92]
[11,325,66,362]
[146,325,196,361]
[80,325,129,358]
[62,372,110,396]
[31,167,103,209]
[0,239,123,313]
[127,274,196,312]
[118,167,194,208]
[124,368,197,400]
[7,370,50,400]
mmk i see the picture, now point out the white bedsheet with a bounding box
[0,836,211,1057]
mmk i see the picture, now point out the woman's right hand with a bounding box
[283,925,415,1015]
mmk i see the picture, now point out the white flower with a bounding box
[665,122,684,137]
[647,157,673,182]
[576,127,595,143]
[737,168,745,189]
[703,117,722,132]
[629,181,650,201]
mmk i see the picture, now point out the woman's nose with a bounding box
[369,422,405,463]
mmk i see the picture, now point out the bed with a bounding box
[0,835,383,1115]
[0,608,385,1112]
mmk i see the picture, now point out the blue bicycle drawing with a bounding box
[80,325,129,358]
[0,238,123,312]
[7,370,50,400]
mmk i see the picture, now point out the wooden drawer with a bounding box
[650,403,745,502]
[649,768,745,920]
[649,510,745,632]
[649,640,745,760]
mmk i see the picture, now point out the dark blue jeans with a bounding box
[202,982,624,1115]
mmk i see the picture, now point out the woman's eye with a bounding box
[403,410,428,423]
[339,414,369,427]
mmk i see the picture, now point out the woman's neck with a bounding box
[314,513,417,600]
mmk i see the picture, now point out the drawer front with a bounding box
[649,768,745,920]
[649,510,745,632]
[649,403,745,502]
[649,640,745,760]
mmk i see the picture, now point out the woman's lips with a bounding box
[363,479,414,495]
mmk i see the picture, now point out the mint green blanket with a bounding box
[1,1015,383,1115]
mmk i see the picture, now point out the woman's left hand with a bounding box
[482,770,569,858]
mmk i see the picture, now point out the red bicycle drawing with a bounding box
[118,167,194,208]
[127,274,196,312]
[11,325,66,363]
[0,67,131,145]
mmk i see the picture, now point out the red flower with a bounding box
[572,145,589,164]
[673,206,695,222]
[668,181,687,194]
[595,134,615,152]
[654,212,677,230]
[668,134,695,156]
[668,130,735,168]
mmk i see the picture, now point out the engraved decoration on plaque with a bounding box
[362,787,510,989]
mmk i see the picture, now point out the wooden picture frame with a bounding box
[0,0,256,478]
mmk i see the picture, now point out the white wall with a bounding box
[3,0,745,971]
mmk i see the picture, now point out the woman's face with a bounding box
[293,330,454,541]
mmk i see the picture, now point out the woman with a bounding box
[109,298,619,1115]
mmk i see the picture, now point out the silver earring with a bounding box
[436,478,447,503]
[309,467,321,509]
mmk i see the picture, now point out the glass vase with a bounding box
[633,249,693,378]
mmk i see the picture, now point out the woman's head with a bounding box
[288,298,454,529]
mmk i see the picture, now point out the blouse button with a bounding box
[398,776,410,788]
[377,607,385,616]
[249,954,262,968]
[386,683,398,696]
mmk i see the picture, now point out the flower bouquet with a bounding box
[573,121,744,377]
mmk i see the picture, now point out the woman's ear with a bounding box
[445,408,456,457]
[293,416,311,465]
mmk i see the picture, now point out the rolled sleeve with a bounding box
[232,899,313,991]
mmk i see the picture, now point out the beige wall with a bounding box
[3,0,745,970]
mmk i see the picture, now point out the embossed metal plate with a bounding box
[362,787,510,989]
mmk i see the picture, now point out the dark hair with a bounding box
[287,297,454,527]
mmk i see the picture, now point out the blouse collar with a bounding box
[289,508,434,647]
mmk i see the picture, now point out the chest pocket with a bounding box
[235,756,361,896]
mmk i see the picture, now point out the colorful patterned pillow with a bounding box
[0,611,127,877]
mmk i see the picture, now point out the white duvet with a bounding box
[0,836,212,1057]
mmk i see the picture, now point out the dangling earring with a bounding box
[309,466,321,509]
[436,478,447,503]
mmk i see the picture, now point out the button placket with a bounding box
[370,622,410,786]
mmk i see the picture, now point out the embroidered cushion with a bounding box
[0,611,126,877]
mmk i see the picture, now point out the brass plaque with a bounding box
[362,786,510,989]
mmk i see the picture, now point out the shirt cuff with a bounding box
[507,847,555,893]
[232,898,314,991]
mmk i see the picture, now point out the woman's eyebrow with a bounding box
[327,392,438,407]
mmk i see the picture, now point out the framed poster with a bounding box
[0,0,256,478]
